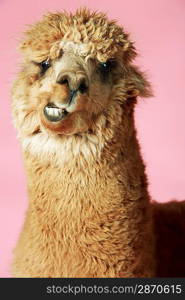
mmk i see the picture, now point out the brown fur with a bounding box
[153,200,185,277]
[11,8,184,277]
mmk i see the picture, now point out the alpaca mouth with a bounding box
[43,104,69,122]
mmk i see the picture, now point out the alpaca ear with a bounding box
[126,65,153,98]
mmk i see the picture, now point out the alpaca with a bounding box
[11,8,156,277]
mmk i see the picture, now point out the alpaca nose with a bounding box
[56,72,89,94]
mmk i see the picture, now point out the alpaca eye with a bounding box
[99,61,111,73]
[40,60,51,73]
[98,60,117,79]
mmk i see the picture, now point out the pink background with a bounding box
[0,0,185,277]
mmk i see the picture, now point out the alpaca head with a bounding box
[12,8,152,158]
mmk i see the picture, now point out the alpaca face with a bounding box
[12,9,151,158]
[30,41,123,135]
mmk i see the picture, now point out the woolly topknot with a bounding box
[20,7,137,63]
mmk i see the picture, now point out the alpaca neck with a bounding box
[24,114,149,219]
[20,111,154,277]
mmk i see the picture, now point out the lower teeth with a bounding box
[44,106,68,122]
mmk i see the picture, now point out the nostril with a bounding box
[78,80,88,94]
[60,79,68,85]
[57,77,69,86]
